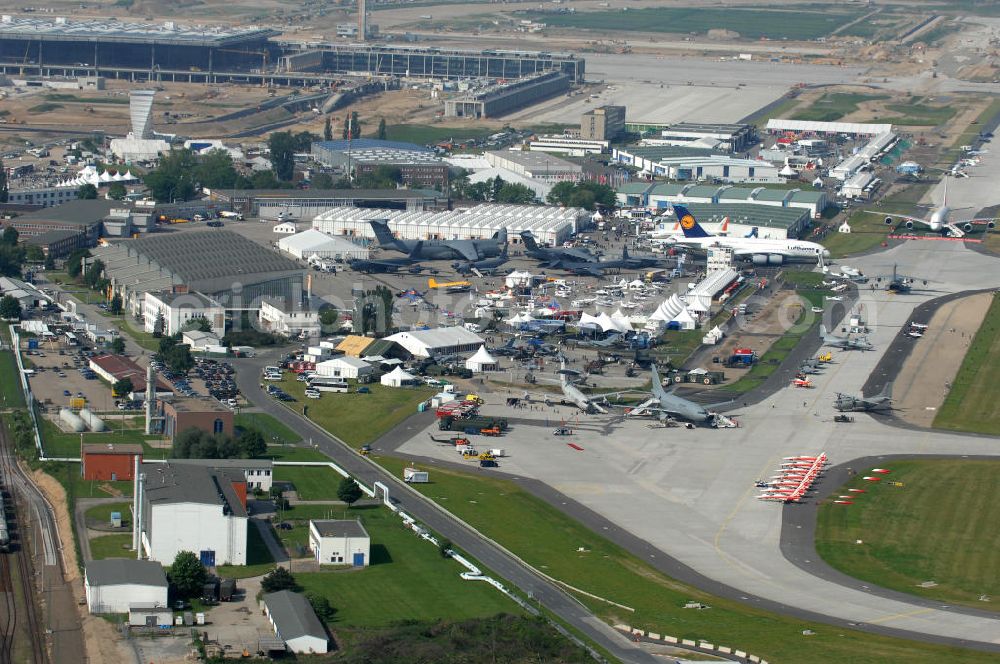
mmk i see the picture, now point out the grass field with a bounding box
[44,461,133,501]
[933,293,1000,434]
[881,97,957,126]
[0,349,25,409]
[235,412,301,445]
[296,505,518,627]
[39,416,160,459]
[376,124,494,147]
[84,502,131,528]
[531,7,863,40]
[264,444,330,462]
[276,379,434,446]
[88,534,133,560]
[373,457,993,663]
[816,459,1000,611]
[792,92,889,123]
[274,465,344,500]
[821,181,934,257]
[216,522,277,579]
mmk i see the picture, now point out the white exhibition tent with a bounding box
[465,346,499,372]
[381,366,418,387]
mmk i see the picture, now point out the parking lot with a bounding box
[24,342,117,412]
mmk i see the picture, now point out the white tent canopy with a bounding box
[381,366,417,387]
[465,346,499,372]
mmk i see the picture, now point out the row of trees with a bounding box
[171,427,267,460]
[450,171,537,204]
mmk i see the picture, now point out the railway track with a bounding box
[0,423,46,664]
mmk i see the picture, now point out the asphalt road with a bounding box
[229,353,659,664]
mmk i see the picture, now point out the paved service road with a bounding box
[230,358,659,664]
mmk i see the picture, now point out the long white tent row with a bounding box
[55,164,139,188]
[312,204,590,246]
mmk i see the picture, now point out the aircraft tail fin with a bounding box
[650,364,667,398]
[407,241,423,259]
[878,381,893,401]
[623,246,630,260]
[673,205,712,239]
[820,324,829,339]
[370,219,405,251]
[494,227,508,245]
[520,231,540,251]
[428,278,439,289]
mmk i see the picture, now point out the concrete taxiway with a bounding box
[394,238,1000,649]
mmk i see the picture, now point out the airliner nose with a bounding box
[823,249,831,258]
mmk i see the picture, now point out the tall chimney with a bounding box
[132,456,142,555]
[144,363,154,435]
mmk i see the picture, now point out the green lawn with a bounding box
[0,349,26,409]
[235,412,302,445]
[817,459,1000,611]
[376,124,494,147]
[84,502,132,528]
[264,444,330,462]
[274,465,344,500]
[216,522,277,579]
[372,457,996,663]
[274,504,357,555]
[531,6,863,40]
[793,92,889,123]
[881,97,957,126]
[296,505,518,627]
[39,416,160,459]
[276,379,434,446]
[88,534,134,560]
[934,293,1000,434]
[44,461,133,500]
[108,317,160,352]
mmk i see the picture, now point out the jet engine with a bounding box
[751,254,785,265]
[963,223,973,233]
[884,217,894,225]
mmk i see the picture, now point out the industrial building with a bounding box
[169,459,274,493]
[829,132,897,181]
[580,105,625,142]
[310,139,448,190]
[645,202,813,240]
[485,150,582,183]
[526,135,609,156]
[161,398,234,440]
[0,276,48,309]
[444,71,571,119]
[0,199,115,243]
[84,559,168,615]
[93,231,304,314]
[82,443,144,482]
[142,289,226,336]
[5,185,79,208]
[207,188,447,219]
[650,123,757,153]
[136,460,249,566]
[384,326,485,359]
[612,147,781,183]
[618,183,827,219]
[262,590,330,655]
[312,204,589,247]
[309,519,370,567]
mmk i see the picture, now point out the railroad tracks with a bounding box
[0,424,46,664]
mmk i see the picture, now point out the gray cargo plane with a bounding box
[626,364,728,427]
[835,383,893,412]
[371,219,506,261]
[453,245,510,276]
[820,325,874,351]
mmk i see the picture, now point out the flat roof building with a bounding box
[485,150,582,183]
[444,71,571,119]
[311,140,448,191]
[620,183,827,219]
[82,443,144,482]
[309,519,370,567]
[581,105,625,142]
[85,559,168,615]
[207,188,447,220]
[0,199,114,243]
[161,398,234,441]
[142,289,225,336]
[654,122,757,153]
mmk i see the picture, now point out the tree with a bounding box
[77,183,98,200]
[144,149,197,203]
[268,131,297,181]
[323,116,333,142]
[194,149,240,189]
[238,428,266,459]
[66,249,91,279]
[169,551,208,599]
[546,181,616,211]
[182,316,211,333]
[491,175,505,202]
[355,165,402,190]
[152,312,166,338]
[319,306,338,330]
[250,170,281,190]
[1,226,17,246]
[495,182,537,204]
[306,592,337,622]
[337,476,363,508]
[83,259,105,289]
[261,567,299,593]
[341,111,360,140]
[43,253,55,271]
[438,538,453,558]
[162,343,194,374]
[113,377,134,397]
[0,157,7,203]
[24,244,44,262]
[107,182,127,200]
[109,293,123,316]
[376,117,387,141]
[0,295,21,321]
[449,168,471,199]
[293,131,316,153]
[311,173,334,189]
[109,336,126,354]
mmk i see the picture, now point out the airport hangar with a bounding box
[0,16,584,85]
[206,188,448,220]
[91,230,304,317]
[311,204,590,247]
[618,182,828,220]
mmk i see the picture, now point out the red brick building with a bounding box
[162,398,234,440]
[81,443,144,481]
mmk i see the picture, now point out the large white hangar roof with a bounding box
[765,119,893,136]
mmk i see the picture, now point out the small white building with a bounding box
[380,366,417,387]
[263,590,329,654]
[84,559,168,614]
[273,221,298,234]
[465,346,499,373]
[143,290,225,337]
[314,356,372,380]
[258,299,321,338]
[128,604,174,627]
[384,327,485,359]
[308,519,371,566]
[277,229,369,261]
[181,329,222,352]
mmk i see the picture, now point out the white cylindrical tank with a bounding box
[59,408,87,433]
[79,408,106,432]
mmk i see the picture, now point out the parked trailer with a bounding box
[439,416,509,432]
[404,468,430,483]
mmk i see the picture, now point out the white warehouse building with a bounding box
[384,326,485,358]
[277,229,370,261]
[84,559,168,615]
[309,519,371,566]
[312,205,589,247]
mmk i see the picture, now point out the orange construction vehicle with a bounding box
[480,426,502,437]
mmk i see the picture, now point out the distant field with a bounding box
[274,465,342,501]
[817,459,1000,611]
[792,92,889,123]
[532,7,865,40]
[376,124,494,147]
[934,293,1000,434]
[881,97,957,126]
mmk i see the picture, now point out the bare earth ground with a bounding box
[30,468,136,664]
[892,291,992,427]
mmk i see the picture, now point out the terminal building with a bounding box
[444,71,570,118]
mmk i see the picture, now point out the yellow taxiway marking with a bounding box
[867,607,934,624]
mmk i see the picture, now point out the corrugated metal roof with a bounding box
[86,559,167,588]
[264,590,328,643]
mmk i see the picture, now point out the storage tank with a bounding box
[79,408,106,432]
[59,408,87,433]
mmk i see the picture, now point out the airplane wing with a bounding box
[447,241,480,262]
[864,211,929,226]
[568,263,604,277]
